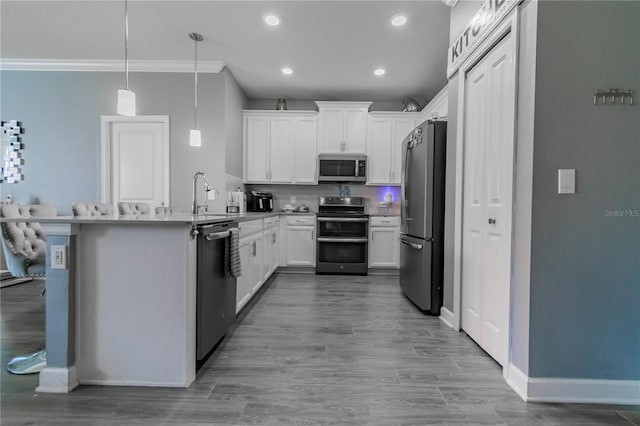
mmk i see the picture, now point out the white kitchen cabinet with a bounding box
[293,118,319,183]
[420,85,449,123]
[243,111,318,184]
[236,220,263,313]
[262,217,280,283]
[282,215,316,267]
[316,101,371,154]
[369,216,400,268]
[367,113,421,185]
[244,116,270,183]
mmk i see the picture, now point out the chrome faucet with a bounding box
[192,171,213,215]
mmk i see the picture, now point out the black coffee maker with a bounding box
[246,191,273,212]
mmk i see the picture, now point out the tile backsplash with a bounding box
[245,183,400,215]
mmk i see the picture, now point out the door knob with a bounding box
[488,218,496,225]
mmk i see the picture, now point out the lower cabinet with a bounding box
[282,215,316,267]
[236,221,263,313]
[236,217,281,314]
[369,216,400,268]
[262,217,280,283]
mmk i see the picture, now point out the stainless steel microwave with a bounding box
[318,154,367,182]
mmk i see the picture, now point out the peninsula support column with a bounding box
[37,223,80,393]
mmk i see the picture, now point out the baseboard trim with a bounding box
[506,363,640,405]
[78,378,188,388]
[36,366,79,393]
[506,363,529,401]
[439,306,455,329]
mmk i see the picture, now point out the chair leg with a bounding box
[7,349,47,375]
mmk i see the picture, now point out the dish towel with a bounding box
[227,228,242,278]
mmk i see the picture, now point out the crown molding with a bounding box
[0,59,225,73]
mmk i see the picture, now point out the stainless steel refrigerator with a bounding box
[400,120,447,314]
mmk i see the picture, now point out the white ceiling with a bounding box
[1,1,451,102]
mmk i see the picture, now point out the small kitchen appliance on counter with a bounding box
[246,191,273,212]
[316,196,369,275]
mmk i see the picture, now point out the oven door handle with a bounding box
[317,237,368,243]
[317,217,369,223]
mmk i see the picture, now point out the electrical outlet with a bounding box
[51,245,67,270]
[290,195,296,204]
[207,190,216,200]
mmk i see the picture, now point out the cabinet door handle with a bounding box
[311,230,314,240]
[272,233,276,243]
[253,241,257,256]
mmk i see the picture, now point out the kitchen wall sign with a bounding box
[447,0,519,78]
[1,120,24,183]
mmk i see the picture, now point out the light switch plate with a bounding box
[290,195,296,204]
[558,169,576,194]
[51,245,67,269]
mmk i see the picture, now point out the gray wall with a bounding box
[528,0,640,379]
[0,70,235,214]
[446,0,640,381]
[224,68,248,179]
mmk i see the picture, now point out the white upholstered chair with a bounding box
[72,202,114,217]
[117,202,150,215]
[0,203,57,374]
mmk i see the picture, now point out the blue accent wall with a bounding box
[529,0,640,379]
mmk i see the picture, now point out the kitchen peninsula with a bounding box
[4,213,267,393]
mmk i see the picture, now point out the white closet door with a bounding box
[110,121,168,210]
[461,31,516,366]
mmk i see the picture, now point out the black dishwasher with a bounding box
[196,220,237,363]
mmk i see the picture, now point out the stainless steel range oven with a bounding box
[316,196,369,275]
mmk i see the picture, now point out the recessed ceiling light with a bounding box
[390,14,408,27]
[281,67,293,75]
[264,14,280,26]
[374,68,386,76]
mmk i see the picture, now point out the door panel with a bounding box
[269,117,293,183]
[461,31,515,367]
[110,121,167,209]
[245,116,269,182]
[344,109,366,152]
[368,119,393,184]
[399,235,432,311]
[294,118,318,183]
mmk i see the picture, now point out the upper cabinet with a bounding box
[316,101,372,154]
[420,85,449,123]
[367,113,422,185]
[243,111,318,184]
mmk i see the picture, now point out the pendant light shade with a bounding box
[117,89,136,116]
[189,129,202,147]
[117,0,135,116]
[189,32,203,147]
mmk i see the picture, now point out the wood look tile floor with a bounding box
[1,275,639,425]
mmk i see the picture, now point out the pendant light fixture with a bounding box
[117,0,135,116]
[189,32,203,147]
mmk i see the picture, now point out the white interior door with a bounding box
[461,32,516,366]
[103,117,169,210]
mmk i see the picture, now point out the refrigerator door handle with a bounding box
[400,239,423,250]
[401,141,410,227]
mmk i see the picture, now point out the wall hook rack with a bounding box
[593,89,634,105]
